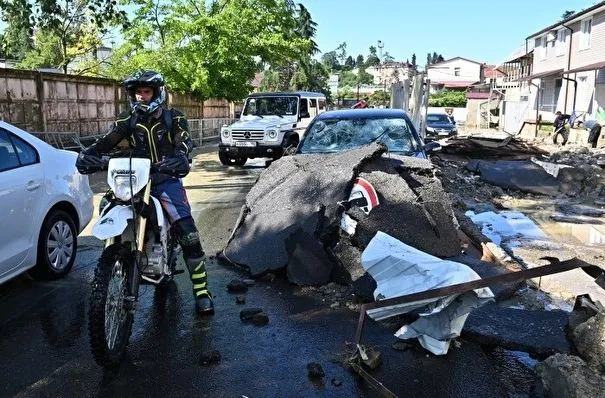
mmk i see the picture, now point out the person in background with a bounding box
[581,119,602,149]
[552,111,571,145]
[351,97,369,109]
[445,108,455,125]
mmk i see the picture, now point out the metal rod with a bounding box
[355,257,598,345]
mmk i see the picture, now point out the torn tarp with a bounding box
[361,231,494,355]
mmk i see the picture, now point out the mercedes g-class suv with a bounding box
[218,91,327,166]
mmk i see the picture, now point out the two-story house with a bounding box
[520,1,605,131]
[427,57,484,92]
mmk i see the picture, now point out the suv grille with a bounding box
[232,130,265,141]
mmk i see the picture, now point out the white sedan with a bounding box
[0,121,94,283]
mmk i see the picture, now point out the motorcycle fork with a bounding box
[128,181,152,301]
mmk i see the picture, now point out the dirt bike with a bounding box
[86,156,184,368]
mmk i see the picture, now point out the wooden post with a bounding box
[35,73,47,132]
[114,84,121,116]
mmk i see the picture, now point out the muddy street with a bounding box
[0,148,516,398]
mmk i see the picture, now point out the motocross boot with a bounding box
[186,256,214,315]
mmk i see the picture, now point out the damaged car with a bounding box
[296,108,439,157]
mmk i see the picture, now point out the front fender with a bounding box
[92,205,134,240]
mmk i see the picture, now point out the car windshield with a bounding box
[427,114,451,124]
[299,117,419,154]
[242,96,298,117]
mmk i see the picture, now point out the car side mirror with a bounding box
[299,111,310,119]
[423,141,441,153]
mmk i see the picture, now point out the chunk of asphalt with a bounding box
[391,341,412,351]
[307,362,325,379]
[227,280,248,293]
[242,279,256,286]
[361,350,382,370]
[331,378,343,387]
[251,312,269,326]
[462,303,570,356]
[240,308,263,321]
[235,295,246,304]
[199,350,221,366]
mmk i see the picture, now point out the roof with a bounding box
[248,91,326,98]
[432,81,479,88]
[428,57,483,67]
[317,108,411,120]
[516,68,563,81]
[526,1,605,39]
[484,66,505,78]
[466,92,491,100]
[564,61,605,74]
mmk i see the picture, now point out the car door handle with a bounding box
[26,181,40,191]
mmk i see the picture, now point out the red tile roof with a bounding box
[433,81,479,88]
[484,65,505,78]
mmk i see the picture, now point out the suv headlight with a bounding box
[114,175,137,201]
[266,129,279,141]
[221,127,231,138]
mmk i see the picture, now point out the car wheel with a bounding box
[218,151,231,166]
[233,156,248,167]
[30,210,77,280]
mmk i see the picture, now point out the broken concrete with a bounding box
[571,312,605,373]
[240,308,263,321]
[441,136,548,159]
[307,362,325,379]
[466,159,561,196]
[463,303,570,356]
[536,354,605,398]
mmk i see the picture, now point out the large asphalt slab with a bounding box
[0,149,509,398]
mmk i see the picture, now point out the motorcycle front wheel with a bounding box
[88,243,135,368]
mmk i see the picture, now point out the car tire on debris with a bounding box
[30,209,77,280]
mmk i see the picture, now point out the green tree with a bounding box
[108,0,310,101]
[561,10,575,20]
[428,89,466,107]
[336,86,354,100]
[382,51,394,63]
[296,3,319,54]
[411,53,417,72]
[344,55,355,70]
[365,46,379,67]
[0,0,34,60]
[321,50,339,70]
[369,90,389,107]
[355,54,364,66]
[338,70,357,88]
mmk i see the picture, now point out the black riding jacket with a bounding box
[86,108,193,183]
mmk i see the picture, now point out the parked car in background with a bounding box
[297,108,438,157]
[0,121,94,284]
[425,113,458,140]
[219,91,327,166]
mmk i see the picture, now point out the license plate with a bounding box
[438,132,450,136]
[235,141,257,147]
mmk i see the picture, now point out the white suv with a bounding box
[218,91,327,166]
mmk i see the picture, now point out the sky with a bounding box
[299,0,601,66]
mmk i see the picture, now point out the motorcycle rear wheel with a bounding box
[88,243,135,368]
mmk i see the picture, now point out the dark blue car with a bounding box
[297,109,438,158]
[425,113,457,140]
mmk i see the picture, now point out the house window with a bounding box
[580,18,592,50]
[540,36,548,59]
[454,67,460,77]
[545,32,556,58]
[556,29,566,56]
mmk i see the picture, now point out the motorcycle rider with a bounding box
[76,70,214,315]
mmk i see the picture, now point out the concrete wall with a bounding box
[0,68,232,137]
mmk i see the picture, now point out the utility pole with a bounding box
[377,40,384,93]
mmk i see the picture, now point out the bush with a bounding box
[428,90,467,107]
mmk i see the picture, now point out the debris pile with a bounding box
[222,143,461,286]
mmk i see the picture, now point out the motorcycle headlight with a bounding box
[266,129,279,140]
[114,175,137,201]
[221,127,231,138]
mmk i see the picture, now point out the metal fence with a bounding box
[189,117,237,146]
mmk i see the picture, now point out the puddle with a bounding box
[525,210,605,247]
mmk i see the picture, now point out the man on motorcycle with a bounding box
[76,70,214,315]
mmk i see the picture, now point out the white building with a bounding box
[427,57,484,91]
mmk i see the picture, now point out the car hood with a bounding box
[233,115,297,130]
[427,122,455,129]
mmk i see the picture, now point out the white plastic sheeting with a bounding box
[361,232,494,355]
[465,210,547,246]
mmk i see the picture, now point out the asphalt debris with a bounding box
[199,350,221,366]
[307,362,325,379]
[227,280,249,293]
[240,308,263,321]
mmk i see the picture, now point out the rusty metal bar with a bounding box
[349,363,399,398]
[355,257,602,345]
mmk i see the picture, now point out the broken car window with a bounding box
[299,117,418,154]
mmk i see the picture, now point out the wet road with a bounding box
[0,149,509,398]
